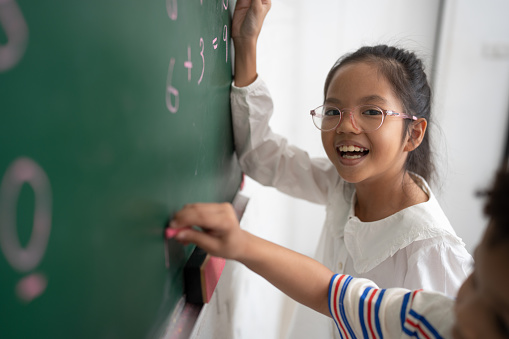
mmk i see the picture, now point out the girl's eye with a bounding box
[361,109,382,116]
[325,109,340,116]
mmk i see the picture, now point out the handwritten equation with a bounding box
[0,0,231,305]
[165,0,230,114]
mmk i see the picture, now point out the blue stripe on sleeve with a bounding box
[400,292,414,336]
[374,289,385,339]
[400,292,411,328]
[328,274,338,319]
[359,286,372,339]
[339,276,357,339]
[328,274,345,339]
[409,309,444,339]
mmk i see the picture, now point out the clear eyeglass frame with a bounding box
[310,104,418,132]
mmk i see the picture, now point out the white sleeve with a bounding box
[403,238,473,297]
[230,77,337,205]
[328,274,454,339]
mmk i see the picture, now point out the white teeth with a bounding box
[338,145,367,152]
[342,154,362,159]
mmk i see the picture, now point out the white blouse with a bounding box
[230,77,472,339]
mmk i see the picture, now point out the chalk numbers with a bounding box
[0,1,49,304]
[198,38,205,85]
[223,25,228,62]
[0,0,29,72]
[165,0,230,114]
[0,158,53,302]
[166,58,179,114]
[166,0,177,20]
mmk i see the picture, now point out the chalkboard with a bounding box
[0,0,242,338]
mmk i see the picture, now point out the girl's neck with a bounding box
[353,172,429,222]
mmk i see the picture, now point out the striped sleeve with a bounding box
[328,274,454,339]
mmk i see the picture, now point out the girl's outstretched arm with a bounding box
[170,202,333,316]
[232,0,271,87]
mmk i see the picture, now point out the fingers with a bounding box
[234,0,251,10]
[174,228,223,257]
[253,0,271,13]
[169,202,242,259]
[171,202,236,233]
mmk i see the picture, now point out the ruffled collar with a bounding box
[328,175,464,273]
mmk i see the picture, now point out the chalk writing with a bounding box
[0,0,28,72]
[0,157,52,273]
[165,0,230,113]
[184,45,192,81]
[223,25,228,62]
[166,58,179,113]
[166,0,177,20]
[198,38,205,85]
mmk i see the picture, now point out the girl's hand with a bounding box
[169,203,247,260]
[231,0,270,87]
[232,0,271,44]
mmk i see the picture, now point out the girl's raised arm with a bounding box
[170,202,333,316]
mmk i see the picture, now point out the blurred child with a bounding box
[169,167,509,339]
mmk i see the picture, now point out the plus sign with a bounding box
[184,45,193,81]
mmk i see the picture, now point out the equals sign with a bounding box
[212,38,218,49]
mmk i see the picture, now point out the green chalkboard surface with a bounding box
[0,0,241,338]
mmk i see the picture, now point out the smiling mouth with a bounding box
[337,145,369,159]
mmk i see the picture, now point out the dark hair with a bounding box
[324,45,434,182]
[482,166,509,246]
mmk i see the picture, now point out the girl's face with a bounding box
[453,223,509,338]
[321,61,411,185]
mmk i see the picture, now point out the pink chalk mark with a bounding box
[165,227,190,239]
[184,46,192,81]
[16,273,47,303]
[223,25,228,62]
[198,38,204,85]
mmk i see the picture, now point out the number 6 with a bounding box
[166,58,180,113]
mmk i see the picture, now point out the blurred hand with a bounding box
[170,203,247,260]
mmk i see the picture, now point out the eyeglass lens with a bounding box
[312,105,384,132]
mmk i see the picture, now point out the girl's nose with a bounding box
[335,112,361,134]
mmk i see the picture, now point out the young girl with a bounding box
[168,167,509,339]
[231,1,472,337]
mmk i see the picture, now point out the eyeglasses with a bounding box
[310,104,417,132]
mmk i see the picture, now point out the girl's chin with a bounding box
[334,167,364,184]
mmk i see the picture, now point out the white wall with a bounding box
[433,0,509,254]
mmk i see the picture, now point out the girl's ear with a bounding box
[404,118,427,152]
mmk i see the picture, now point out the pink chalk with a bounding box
[165,227,187,239]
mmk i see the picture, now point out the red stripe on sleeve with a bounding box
[367,289,378,339]
[333,275,350,339]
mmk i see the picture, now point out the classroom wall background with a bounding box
[229,1,509,338]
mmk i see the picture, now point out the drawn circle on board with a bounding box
[0,157,52,272]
